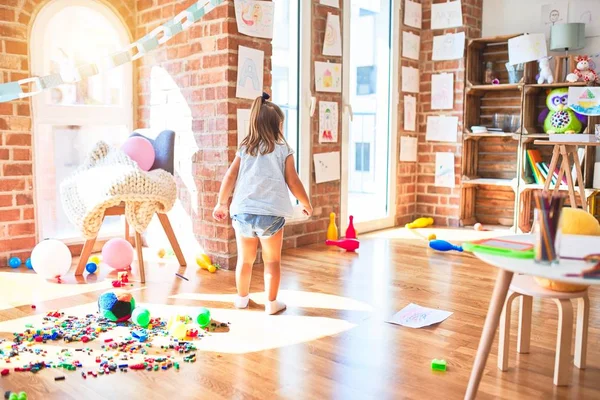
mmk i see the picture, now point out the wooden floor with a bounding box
[1,228,599,399]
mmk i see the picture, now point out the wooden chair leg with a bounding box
[125,220,130,245]
[465,269,514,400]
[517,295,533,354]
[553,298,574,386]
[157,213,187,267]
[135,231,146,284]
[75,238,97,276]
[575,294,589,369]
[498,291,520,371]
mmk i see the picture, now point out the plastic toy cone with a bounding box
[346,215,357,239]
[327,212,339,240]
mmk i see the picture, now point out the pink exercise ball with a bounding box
[102,238,134,270]
[121,137,155,171]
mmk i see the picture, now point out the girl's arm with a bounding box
[213,156,241,221]
[284,155,313,216]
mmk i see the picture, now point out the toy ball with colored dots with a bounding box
[86,262,98,274]
[25,258,33,269]
[8,257,22,268]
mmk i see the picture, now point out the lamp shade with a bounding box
[550,23,585,51]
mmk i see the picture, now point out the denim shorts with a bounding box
[232,214,285,238]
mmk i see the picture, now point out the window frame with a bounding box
[30,0,134,242]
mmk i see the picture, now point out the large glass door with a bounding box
[342,0,399,233]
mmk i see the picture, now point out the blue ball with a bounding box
[8,257,22,268]
[86,262,98,274]
[25,258,33,269]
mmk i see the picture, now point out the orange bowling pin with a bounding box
[327,212,338,241]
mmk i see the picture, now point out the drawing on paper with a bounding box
[386,303,453,329]
[400,136,417,162]
[508,33,548,65]
[435,152,455,188]
[401,66,420,94]
[314,152,340,184]
[236,46,264,100]
[431,0,463,30]
[402,31,420,61]
[323,13,342,56]
[568,87,600,116]
[569,0,600,37]
[426,116,459,143]
[315,62,342,93]
[431,73,454,110]
[234,0,274,39]
[319,101,339,143]
[404,95,416,131]
[432,32,465,61]
[404,0,422,29]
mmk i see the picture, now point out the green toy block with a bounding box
[431,359,447,371]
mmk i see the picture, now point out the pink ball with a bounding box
[102,238,134,270]
[121,137,155,171]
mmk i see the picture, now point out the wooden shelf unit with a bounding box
[461,34,600,232]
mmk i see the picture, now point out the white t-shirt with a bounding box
[230,142,294,218]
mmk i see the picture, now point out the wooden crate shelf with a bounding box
[463,132,519,140]
[465,88,523,134]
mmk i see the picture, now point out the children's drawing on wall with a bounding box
[315,62,342,93]
[236,46,264,99]
[234,0,274,39]
[237,108,251,146]
[320,0,339,8]
[319,101,339,143]
[568,87,600,116]
[314,152,340,184]
[401,66,420,93]
[432,32,465,61]
[569,0,600,37]
[323,13,342,56]
[404,95,416,131]
[402,31,420,61]
[404,0,422,29]
[426,116,458,142]
[435,153,455,188]
[387,303,453,329]
[431,0,463,30]
[541,3,567,37]
[399,136,418,162]
[508,33,548,65]
[431,73,454,110]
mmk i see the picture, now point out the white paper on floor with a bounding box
[386,303,452,328]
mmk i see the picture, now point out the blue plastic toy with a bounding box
[132,329,148,342]
[25,258,33,269]
[429,240,463,252]
[8,257,22,268]
[86,262,98,274]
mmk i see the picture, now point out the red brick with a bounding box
[3,163,32,176]
[15,194,32,206]
[12,148,30,161]
[0,195,12,207]
[5,40,27,55]
[22,207,34,220]
[5,134,31,146]
[0,179,25,192]
[8,222,35,236]
[0,149,8,160]
[0,103,12,115]
[0,237,36,252]
[0,208,20,222]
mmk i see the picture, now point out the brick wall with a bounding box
[0,0,135,266]
[398,0,482,227]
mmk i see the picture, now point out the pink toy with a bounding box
[345,215,357,239]
[102,238,134,270]
[326,238,360,252]
[121,136,155,171]
[566,55,599,84]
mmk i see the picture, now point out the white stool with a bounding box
[497,275,590,386]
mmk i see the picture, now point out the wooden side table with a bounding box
[534,141,600,208]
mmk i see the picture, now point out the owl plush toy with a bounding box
[538,88,586,134]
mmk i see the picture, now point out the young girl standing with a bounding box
[213,93,312,315]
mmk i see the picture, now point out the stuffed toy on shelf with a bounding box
[566,55,599,84]
[537,87,587,133]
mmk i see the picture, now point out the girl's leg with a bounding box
[259,228,286,314]
[235,233,258,308]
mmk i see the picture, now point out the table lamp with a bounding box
[550,23,585,82]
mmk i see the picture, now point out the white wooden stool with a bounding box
[497,274,590,386]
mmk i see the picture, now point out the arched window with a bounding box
[31,0,133,241]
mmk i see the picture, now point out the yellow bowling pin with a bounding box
[405,217,434,229]
[327,212,339,240]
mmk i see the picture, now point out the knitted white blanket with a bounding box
[60,141,177,239]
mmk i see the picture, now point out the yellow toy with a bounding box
[196,253,212,269]
[157,248,166,258]
[427,234,437,241]
[534,208,599,292]
[89,255,101,264]
[405,217,434,229]
[327,212,338,241]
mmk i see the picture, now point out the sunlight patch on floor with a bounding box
[0,301,357,356]
[170,290,374,312]
[0,272,113,311]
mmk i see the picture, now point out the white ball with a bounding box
[30,239,72,279]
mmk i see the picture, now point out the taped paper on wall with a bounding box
[400,136,418,162]
[402,31,420,60]
[319,101,339,143]
[236,45,264,99]
[323,13,342,56]
[426,115,458,142]
[314,152,340,184]
[435,152,455,188]
[432,32,465,61]
[234,0,275,39]
[402,66,420,93]
[431,73,454,110]
[431,0,463,29]
[315,62,342,93]
[404,95,416,131]
[404,0,422,29]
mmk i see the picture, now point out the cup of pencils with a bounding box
[533,192,565,264]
